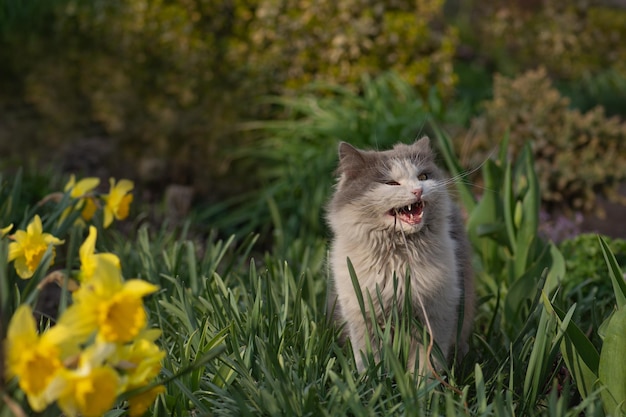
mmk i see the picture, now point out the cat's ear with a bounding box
[413,136,431,150]
[338,142,363,161]
[410,136,434,160]
[338,142,366,179]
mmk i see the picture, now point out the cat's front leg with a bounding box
[344,307,378,373]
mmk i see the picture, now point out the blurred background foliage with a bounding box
[1,0,626,239]
[0,0,456,200]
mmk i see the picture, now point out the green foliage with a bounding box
[542,236,626,416]
[435,128,565,340]
[559,234,626,289]
[461,68,626,214]
[436,128,626,416]
[555,69,626,117]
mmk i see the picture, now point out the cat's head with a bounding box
[328,137,451,235]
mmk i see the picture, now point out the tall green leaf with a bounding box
[598,307,626,415]
[542,293,600,399]
[598,235,626,309]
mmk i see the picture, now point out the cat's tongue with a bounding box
[391,202,423,225]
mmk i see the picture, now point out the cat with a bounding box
[326,137,474,374]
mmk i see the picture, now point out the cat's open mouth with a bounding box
[389,201,424,225]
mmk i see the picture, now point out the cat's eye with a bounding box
[417,173,428,181]
[385,180,401,186]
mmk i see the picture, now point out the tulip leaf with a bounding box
[598,307,626,415]
[598,235,626,309]
[542,293,600,399]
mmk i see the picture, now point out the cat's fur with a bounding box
[326,137,474,373]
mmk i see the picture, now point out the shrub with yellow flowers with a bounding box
[1,175,165,417]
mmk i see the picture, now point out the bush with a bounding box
[460,67,626,214]
[559,234,626,287]
[0,0,255,199]
[243,0,458,97]
[465,0,626,81]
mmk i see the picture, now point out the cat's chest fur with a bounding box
[330,224,459,310]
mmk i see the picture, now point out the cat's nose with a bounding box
[412,188,422,199]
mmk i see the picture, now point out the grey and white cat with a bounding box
[326,137,474,373]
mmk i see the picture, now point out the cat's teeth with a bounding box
[408,204,412,211]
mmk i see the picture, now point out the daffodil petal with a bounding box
[79,227,98,267]
[127,384,165,417]
[14,256,34,279]
[56,303,98,344]
[81,198,98,221]
[138,328,162,343]
[27,215,43,236]
[103,208,114,228]
[122,280,159,298]
[44,235,64,245]
[79,342,117,369]
[72,177,100,198]
[7,305,38,352]
[42,322,80,356]
[64,174,77,192]
[8,240,22,262]
[91,255,124,290]
[0,223,13,237]
[56,366,119,417]
[111,178,134,195]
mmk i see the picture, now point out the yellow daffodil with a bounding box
[97,281,158,343]
[112,330,165,416]
[65,175,100,198]
[8,215,64,279]
[5,305,73,411]
[102,178,134,228]
[63,175,100,222]
[61,275,159,344]
[57,366,119,417]
[127,384,165,417]
[48,343,120,417]
[56,226,151,345]
[78,226,121,283]
[114,330,164,387]
[1,223,13,237]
